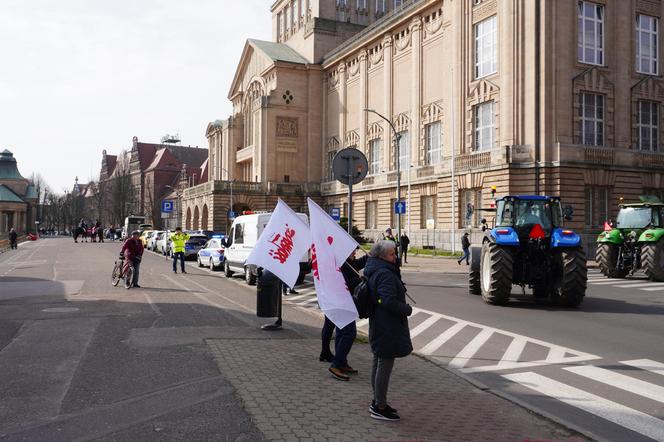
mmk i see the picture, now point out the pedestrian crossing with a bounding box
[587,268,664,292]
[504,359,664,441]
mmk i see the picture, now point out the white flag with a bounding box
[246,200,311,289]
[308,198,359,329]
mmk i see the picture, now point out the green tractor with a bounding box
[595,196,664,281]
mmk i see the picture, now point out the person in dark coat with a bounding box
[458,232,471,265]
[328,249,368,381]
[399,232,410,263]
[365,240,413,421]
[8,228,17,249]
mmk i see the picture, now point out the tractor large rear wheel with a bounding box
[595,243,628,278]
[480,242,513,305]
[469,268,481,295]
[551,248,587,307]
[641,240,664,281]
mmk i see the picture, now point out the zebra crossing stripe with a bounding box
[622,359,664,377]
[286,293,313,301]
[614,282,664,288]
[293,297,319,306]
[448,328,494,369]
[641,286,664,291]
[419,322,467,355]
[497,337,527,366]
[589,279,647,285]
[565,365,664,404]
[504,372,664,441]
[409,313,442,339]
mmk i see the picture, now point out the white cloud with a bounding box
[0,0,271,190]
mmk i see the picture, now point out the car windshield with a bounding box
[497,199,557,231]
[188,235,208,245]
[616,207,653,229]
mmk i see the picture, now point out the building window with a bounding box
[579,93,604,146]
[366,200,378,229]
[578,1,604,65]
[637,15,659,75]
[337,0,347,21]
[277,13,282,40]
[420,195,436,229]
[393,0,403,9]
[461,189,482,227]
[637,100,659,151]
[244,110,253,147]
[425,122,441,165]
[290,2,295,29]
[376,0,386,14]
[474,16,497,79]
[301,0,306,18]
[474,101,495,151]
[357,0,366,10]
[369,139,381,174]
[326,150,337,181]
[284,5,289,32]
[396,131,409,170]
[343,202,349,218]
[585,186,610,227]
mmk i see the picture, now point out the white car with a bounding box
[155,231,171,255]
[197,236,226,270]
[223,212,311,285]
[147,230,164,251]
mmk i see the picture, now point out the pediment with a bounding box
[469,79,500,103]
[228,41,275,100]
[573,66,614,92]
[633,76,664,101]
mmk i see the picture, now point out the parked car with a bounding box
[147,230,164,251]
[156,231,171,255]
[139,230,154,247]
[197,236,226,270]
[169,234,208,258]
[188,229,217,239]
[223,212,311,285]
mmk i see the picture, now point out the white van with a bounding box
[223,212,311,286]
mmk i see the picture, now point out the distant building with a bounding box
[0,150,38,236]
[99,136,207,228]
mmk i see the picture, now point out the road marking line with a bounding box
[448,328,494,369]
[641,286,664,291]
[614,282,664,288]
[588,279,646,285]
[503,372,664,441]
[143,291,163,317]
[419,322,467,356]
[546,346,567,363]
[621,359,664,377]
[357,318,369,328]
[285,293,313,301]
[292,297,319,306]
[409,314,441,339]
[565,365,664,404]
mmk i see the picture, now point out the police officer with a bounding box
[171,227,190,274]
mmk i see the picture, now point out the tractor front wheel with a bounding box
[641,240,664,281]
[595,243,628,278]
[551,248,587,308]
[479,242,513,305]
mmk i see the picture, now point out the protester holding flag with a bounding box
[327,249,368,380]
[365,240,413,421]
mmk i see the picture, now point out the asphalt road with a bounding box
[3,238,664,441]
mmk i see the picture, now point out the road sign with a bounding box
[332,148,368,185]
[426,218,435,229]
[161,200,174,213]
[228,210,236,220]
[395,201,406,214]
[330,207,341,222]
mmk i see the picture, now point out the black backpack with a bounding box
[352,275,376,319]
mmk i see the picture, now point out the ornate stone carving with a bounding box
[276,117,298,138]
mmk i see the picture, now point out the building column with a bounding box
[383,34,394,170]
[410,17,422,166]
[359,50,368,152]
[339,62,347,147]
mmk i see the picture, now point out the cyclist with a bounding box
[121,230,144,287]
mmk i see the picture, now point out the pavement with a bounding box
[0,238,587,441]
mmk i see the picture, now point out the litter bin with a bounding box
[256,270,281,318]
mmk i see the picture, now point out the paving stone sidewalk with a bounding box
[207,338,584,442]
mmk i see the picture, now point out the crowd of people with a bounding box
[72,219,123,243]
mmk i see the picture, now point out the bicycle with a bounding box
[111,256,135,289]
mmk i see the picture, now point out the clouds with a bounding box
[0,0,270,191]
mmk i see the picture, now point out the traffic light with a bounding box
[491,185,497,198]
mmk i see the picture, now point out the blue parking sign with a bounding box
[394,201,406,214]
[161,200,174,213]
[330,207,341,222]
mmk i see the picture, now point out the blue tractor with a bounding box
[469,195,587,307]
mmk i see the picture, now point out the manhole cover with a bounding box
[41,307,80,313]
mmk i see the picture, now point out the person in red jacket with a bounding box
[121,230,144,288]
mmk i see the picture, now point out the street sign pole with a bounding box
[332,148,368,238]
[347,155,353,235]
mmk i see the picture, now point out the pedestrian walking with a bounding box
[170,227,189,274]
[399,232,410,264]
[364,240,413,421]
[328,249,368,381]
[120,230,144,287]
[458,232,471,265]
[8,227,17,249]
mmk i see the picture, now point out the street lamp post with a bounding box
[164,185,182,230]
[364,108,402,258]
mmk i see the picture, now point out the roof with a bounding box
[24,185,38,199]
[247,39,308,64]
[0,150,26,180]
[104,154,117,176]
[144,148,181,173]
[0,184,25,203]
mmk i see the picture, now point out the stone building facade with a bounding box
[0,150,37,237]
[190,0,664,250]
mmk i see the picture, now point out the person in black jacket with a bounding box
[399,232,410,263]
[458,232,471,265]
[8,228,17,249]
[328,249,368,381]
[365,240,413,421]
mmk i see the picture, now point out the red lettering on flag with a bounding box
[268,225,296,264]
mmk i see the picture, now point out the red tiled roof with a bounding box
[145,148,181,172]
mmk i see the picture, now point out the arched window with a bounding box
[202,205,208,230]
[185,207,192,230]
[193,206,200,230]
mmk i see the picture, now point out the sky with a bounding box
[0,0,271,194]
